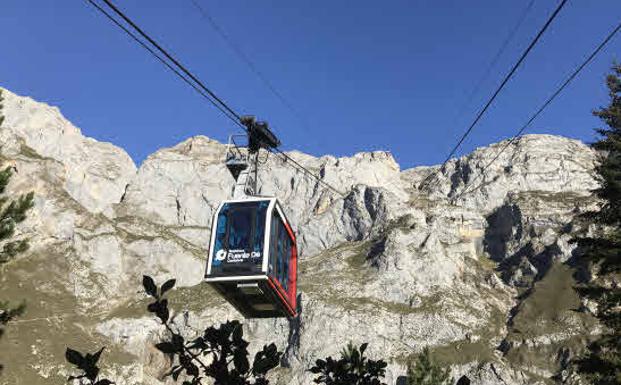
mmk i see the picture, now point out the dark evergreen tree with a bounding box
[406,348,451,385]
[0,88,34,374]
[0,89,34,264]
[0,167,34,265]
[574,64,621,385]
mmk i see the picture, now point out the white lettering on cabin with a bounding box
[215,249,262,264]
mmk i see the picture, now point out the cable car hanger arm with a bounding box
[88,0,345,198]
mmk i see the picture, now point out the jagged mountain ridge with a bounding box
[0,88,599,385]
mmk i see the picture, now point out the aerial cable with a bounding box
[189,0,314,140]
[189,0,338,190]
[98,0,243,123]
[455,0,536,119]
[451,20,621,202]
[87,0,346,198]
[85,0,243,128]
[419,0,569,190]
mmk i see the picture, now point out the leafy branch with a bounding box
[143,275,282,385]
[309,342,387,385]
[65,347,114,385]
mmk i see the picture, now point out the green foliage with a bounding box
[0,160,34,375]
[309,342,387,385]
[340,341,357,361]
[65,347,114,385]
[0,167,35,264]
[66,276,282,384]
[573,63,621,384]
[142,275,281,385]
[406,348,451,385]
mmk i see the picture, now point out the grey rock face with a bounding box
[0,88,599,385]
[0,89,137,217]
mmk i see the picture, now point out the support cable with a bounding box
[456,0,536,118]
[189,0,314,139]
[87,0,351,198]
[85,0,243,128]
[99,0,242,122]
[451,20,621,202]
[419,0,569,190]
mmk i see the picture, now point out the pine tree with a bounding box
[0,90,34,264]
[406,348,451,385]
[574,64,621,384]
[0,88,34,374]
[0,168,34,265]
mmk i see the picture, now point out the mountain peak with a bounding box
[0,88,600,385]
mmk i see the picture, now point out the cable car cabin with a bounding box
[205,197,298,318]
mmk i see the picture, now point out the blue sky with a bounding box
[1,1,620,168]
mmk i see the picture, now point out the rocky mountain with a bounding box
[0,88,600,385]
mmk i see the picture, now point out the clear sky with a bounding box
[1,1,620,168]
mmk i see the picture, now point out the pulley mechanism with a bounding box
[225,116,280,198]
[242,116,280,152]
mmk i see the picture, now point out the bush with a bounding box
[309,342,387,385]
[66,275,283,385]
[406,348,451,385]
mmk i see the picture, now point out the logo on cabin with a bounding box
[215,249,227,261]
[214,249,262,264]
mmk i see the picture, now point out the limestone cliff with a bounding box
[0,88,599,385]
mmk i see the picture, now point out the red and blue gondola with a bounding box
[205,197,298,318]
